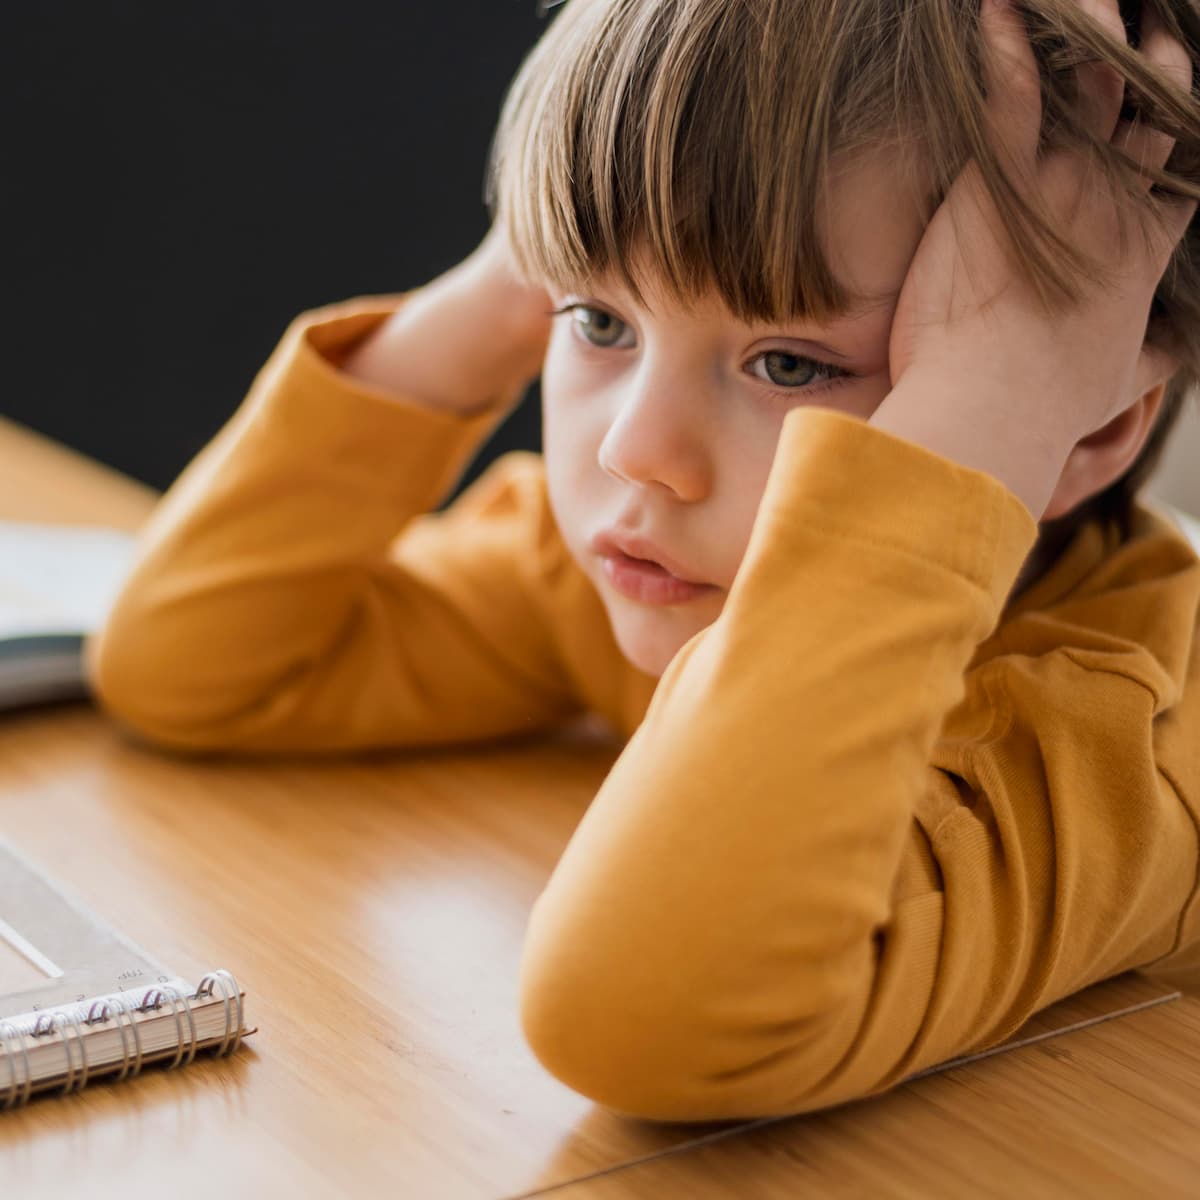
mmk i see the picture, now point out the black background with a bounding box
[5,3,550,503]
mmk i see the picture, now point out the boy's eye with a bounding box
[744,350,849,391]
[752,351,830,390]
[552,303,631,348]
[551,303,851,393]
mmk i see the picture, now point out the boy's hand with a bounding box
[460,221,557,367]
[875,0,1195,516]
[339,221,554,415]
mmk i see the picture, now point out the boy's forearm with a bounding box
[339,254,552,416]
[869,375,1074,522]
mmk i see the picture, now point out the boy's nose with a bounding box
[596,376,713,503]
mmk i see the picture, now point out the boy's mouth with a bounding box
[588,529,707,585]
[588,529,719,605]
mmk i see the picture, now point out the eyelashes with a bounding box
[752,351,850,392]
[548,302,856,394]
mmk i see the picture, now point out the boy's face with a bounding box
[541,153,929,678]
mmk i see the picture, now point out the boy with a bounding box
[88,0,1200,1122]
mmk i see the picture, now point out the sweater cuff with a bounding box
[762,406,1040,613]
[245,294,522,509]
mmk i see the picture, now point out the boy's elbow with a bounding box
[84,625,229,753]
[517,931,858,1124]
[518,955,710,1122]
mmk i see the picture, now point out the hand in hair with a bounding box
[874,0,1196,519]
[339,221,555,415]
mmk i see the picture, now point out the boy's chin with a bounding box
[609,609,691,679]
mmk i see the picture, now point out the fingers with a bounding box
[979,0,1043,170]
[1114,1,1196,180]
[1074,0,1130,141]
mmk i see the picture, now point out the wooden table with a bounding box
[2,415,1198,1199]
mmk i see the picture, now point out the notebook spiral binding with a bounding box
[0,968,243,1110]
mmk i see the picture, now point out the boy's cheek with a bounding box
[542,445,601,571]
[542,392,614,508]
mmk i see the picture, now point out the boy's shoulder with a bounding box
[430,449,580,592]
[947,499,1200,759]
[445,450,551,530]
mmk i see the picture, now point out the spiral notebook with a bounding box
[0,839,250,1108]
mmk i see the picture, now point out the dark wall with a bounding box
[6,3,548,504]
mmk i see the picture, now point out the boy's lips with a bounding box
[588,529,721,605]
[588,529,709,585]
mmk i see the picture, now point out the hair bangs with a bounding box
[486,0,903,325]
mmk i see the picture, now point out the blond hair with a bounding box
[487,0,1200,539]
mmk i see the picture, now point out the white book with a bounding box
[0,520,139,710]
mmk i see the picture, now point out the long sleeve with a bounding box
[86,295,585,753]
[516,404,1200,1122]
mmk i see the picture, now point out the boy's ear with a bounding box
[1040,378,1169,522]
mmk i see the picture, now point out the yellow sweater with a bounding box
[86,295,1200,1123]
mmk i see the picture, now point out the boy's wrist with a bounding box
[869,374,1075,521]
